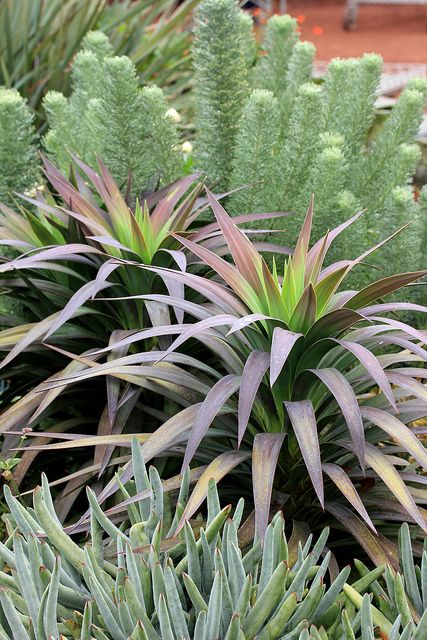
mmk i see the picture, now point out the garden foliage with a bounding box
[1,167,426,558]
[0,441,426,639]
[192,1,426,289]
[44,33,181,194]
[0,88,39,208]
[0,2,427,625]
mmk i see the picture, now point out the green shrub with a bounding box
[43,37,181,194]
[192,0,253,189]
[0,88,39,208]
[0,440,426,639]
[193,0,426,288]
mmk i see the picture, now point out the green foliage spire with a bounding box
[301,144,347,243]
[373,186,423,287]
[43,91,74,171]
[281,40,316,127]
[276,82,324,217]
[81,29,114,59]
[0,87,38,207]
[229,89,280,214]
[356,85,427,206]
[137,86,181,192]
[324,54,382,159]
[43,32,112,172]
[192,0,253,189]
[90,56,149,189]
[44,32,181,194]
[255,14,298,99]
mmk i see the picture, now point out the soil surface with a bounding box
[283,0,427,62]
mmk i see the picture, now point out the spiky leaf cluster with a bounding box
[0,442,426,640]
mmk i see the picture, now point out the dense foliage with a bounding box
[1,1,425,290]
[0,4,426,636]
[43,32,181,194]
[0,0,200,117]
[0,442,426,639]
[1,164,426,560]
[192,2,426,291]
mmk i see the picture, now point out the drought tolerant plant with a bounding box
[43,33,181,194]
[192,0,254,190]
[0,88,39,208]
[0,163,285,506]
[0,161,206,500]
[192,0,426,288]
[47,189,427,557]
[0,440,426,639]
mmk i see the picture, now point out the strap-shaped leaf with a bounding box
[361,407,427,471]
[362,442,427,531]
[238,351,270,445]
[335,339,398,412]
[322,463,375,531]
[346,271,427,310]
[305,308,366,345]
[308,367,364,468]
[284,400,324,507]
[293,195,313,275]
[270,328,303,385]
[325,503,399,569]
[171,232,260,309]
[252,433,286,541]
[156,314,238,363]
[183,374,241,470]
[205,188,263,294]
[289,284,317,334]
[176,451,251,532]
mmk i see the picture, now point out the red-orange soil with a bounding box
[283,0,427,62]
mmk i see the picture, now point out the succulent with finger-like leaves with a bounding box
[1,440,427,640]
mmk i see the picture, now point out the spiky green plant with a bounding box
[274,82,324,213]
[192,0,253,189]
[0,162,212,500]
[0,162,287,504]
[0,440,426,639]
[49,189,427,555]
[0,87,39,208]
[44,37,181,194]
[229,89,281,214]
[254,15,298,102]
[194,2,426,288]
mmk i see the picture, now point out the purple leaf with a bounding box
[270,328,303,385]
[253,433,286,541]
[182,374,241,470]
[44,262,119,339]
[156,314,238,363]
[284,400,324,507]
[238,351,270,446]
[307,368,364,468]
[322,463,375,531]
[346,271,427,310]
[335,339,398,412]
